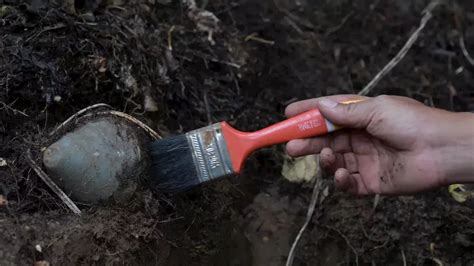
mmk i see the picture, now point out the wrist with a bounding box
[437,112,474,186]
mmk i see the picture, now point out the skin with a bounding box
[285,95,474,195]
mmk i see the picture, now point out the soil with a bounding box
[1,0,474,265]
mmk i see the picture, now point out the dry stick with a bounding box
[26,151,82,216]
[286,3,442,266]
[50,104,162,140]
[168,25,176,51]
[401,249,407,266]
[459,35,474,67]
[82,110,162,140]
[49,103,113,136]
[244,33,275,45]
[0,101,29,117]
[285,177,322,266]
[358,8,434,96]
[323,225,359,265]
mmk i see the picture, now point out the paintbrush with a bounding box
[150,100,361,193]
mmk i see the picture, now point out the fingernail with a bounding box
[319,98,338,108]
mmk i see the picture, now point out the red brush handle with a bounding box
[222,99,363,173]
[221,108,331,173]
[249,108,331,145]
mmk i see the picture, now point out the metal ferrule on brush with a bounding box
[185,123,234,183]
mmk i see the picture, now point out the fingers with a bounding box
[318,96,381,129]
[286,137,330,157]
[343,152,358,173]
[332,131,352,153]
[334,169,370,195]
[286,131,353,157]
[320,147,346,173]
[334,168,352,191]
[319,147,336,169]
[319,147,359,176]
[285,95,367,117]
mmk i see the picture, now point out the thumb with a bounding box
[318,98,378,129]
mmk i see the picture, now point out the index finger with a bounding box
[285,94,368,117]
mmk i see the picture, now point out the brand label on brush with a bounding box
[295,111,323,132]
[205,142,221,169]
[298,119,322,131]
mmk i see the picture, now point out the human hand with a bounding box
[285,95,474,195]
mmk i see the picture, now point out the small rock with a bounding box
[165,50,179,72]
[78,11,96,22]
[0,195,7,207]
[388,230,400,240]
[121,66,138,94]
[35,261,50,266]
[144,95,159,112]
[98,58,107,73]
[455,233,473,247]
[0,158,7,167]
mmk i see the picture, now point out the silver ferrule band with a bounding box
[185,123,234,183]
[325,119,337,132]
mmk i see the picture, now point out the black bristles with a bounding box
[149,134,201,193]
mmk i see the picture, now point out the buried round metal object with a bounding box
[43,117,148,204]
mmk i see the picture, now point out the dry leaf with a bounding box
[373,194,381,210]
[448,184,474,203]
[281,154,319,183]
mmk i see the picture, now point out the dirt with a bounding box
[1,0,474,265]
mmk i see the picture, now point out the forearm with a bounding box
[437,112,474,185]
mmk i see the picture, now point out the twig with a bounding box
[459,35,474,67]
[272,0,314,30]
[81,110,162,140]
[322,225,359,266]
[49,103,113,136]
[157,216,184,224]
[203,90,212,124]
[168,25,176,51]
[179,52,241,69]
[373,237,390,249]
[286,177,322,266]
[0,100,29,117]
[26,150,81,216]
[358,2,440,96]
[325,11,354,36]
[284,16,303,35]
[50,104,161,141]
[401,249,407,266]
[245,33,275,45]
[25,23,66,43]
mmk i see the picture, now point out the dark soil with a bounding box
[1,0,474,265]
